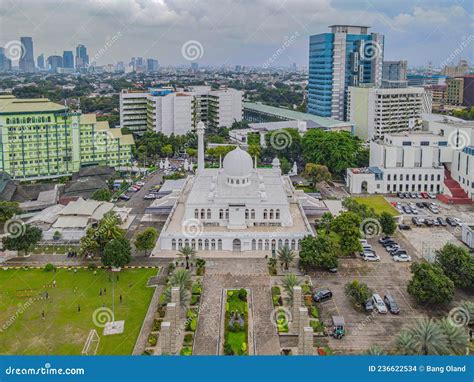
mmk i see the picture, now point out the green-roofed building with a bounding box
[0,95,134,181]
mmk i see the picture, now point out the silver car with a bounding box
[372,294,388,314]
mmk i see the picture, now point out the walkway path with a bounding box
[193,259,280,355]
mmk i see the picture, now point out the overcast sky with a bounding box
[0,0,472,68]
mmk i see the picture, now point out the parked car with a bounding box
[429,205,440,214]
[119,194,130,201]
[453,218,463,226]
[379,237,393,244]
[136,181,146,186]
[362,253,381,262]
[421,192,429,199]
[128,187,138,192]
[382,240,397,248]
[446,217,457,227]
[404,192,411,198]
[386,244,400,252]
[393,254,412,262]
[424,219,434,227]
[397,192,404,199]
[359,239,369,245]
[364,298,374,312]
[390,250,408,257]
[383,294,400,314]
[399,224,411,230]
[436,217,447,226]
[313,289,333,302]
[410,192,417,198]
[143,194,156,200]
[416,202,424,208]
[372,294,388,314]
[428,192,436,199]
[412,217,422,226]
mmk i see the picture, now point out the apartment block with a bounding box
[0,95,133,181]
[348,86,425,140]
[446,77,464,105]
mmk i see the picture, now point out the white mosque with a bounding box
[156,122,314,253]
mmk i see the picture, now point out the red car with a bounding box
[421,192,428,199]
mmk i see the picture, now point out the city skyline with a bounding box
[0,0,472,68]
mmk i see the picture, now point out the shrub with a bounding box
[190,294,200,305]
[271,286,281,297]
[192,282,202,295]
[310,320,325,333]
[87,264,97,271]
[272,295,280,306]
[224,342,234,355]
[188,318,197,332]
[147,334,158,346]
[184,333,193,345]
[152,319,162,331]
[180,346,192,356]
[238,288,247,301]
[44,263,56,272]
[157,306,166,318]
[310,306,319,319]
[301,283,311,295]
[345,280,372,308]
[186,309,197,319]
[241,342,247,353]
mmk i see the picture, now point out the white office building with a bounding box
[119,87,243,136]
[347,114,474,203]
[348,86,427,140]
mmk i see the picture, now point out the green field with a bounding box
[0,267,157,355]
[353,195,398,216]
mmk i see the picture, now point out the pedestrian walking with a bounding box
[99,288,102,296]
[77,304,80,313]
[119,295,122,304]
[42,310,45,320]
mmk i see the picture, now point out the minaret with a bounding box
[197,121,205,173]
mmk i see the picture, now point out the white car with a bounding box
[359,239,368,245]
[372,294,388,314]
[428,192,436,199]
[393,254,412,262]
[136,181,146,186]
[128,187,138,192]
[453,218,463,226]
[143,194,156,200]
[362,253,380,262]
[386,245,400,252]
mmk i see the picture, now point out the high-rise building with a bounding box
[382,60,407,87]
[462,75,474,107]
[19,37,35,72]
[442,59,470,78]
[146,58,159,72]
[407,74,447,86]
[0,95,134,181]
[0,47,12,72]
[446,77,464,105]
[120,87,243,135]
[308,25,384,120]
[191,62,199,70]
[116,61,125,72]
[47,55,63,72]
[62,51,74,68]
[348,86,425,140]
[37,54,45,70]
[75,44,89,69]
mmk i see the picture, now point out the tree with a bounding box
[163,269,192,307]
[2,224,42,257]
[299,235,338,271]
[303,163,331,184]
[102,237,131,268]
[134,227,158,256]
[436,243,474,289]
[282,274,300,305]
[378,212,396,236]
[395,317,449,355]
[80,212,124,257]
[344,280,372,308]
[247,144,261,159]
[365,345,385,355]
[186,148,197,157]
[330,212,362,255]
[438,318,470,355]
[277,245,295,270]
[91,188,112,202]
[318,212,333,234]
[162,144,173,157]
[206,145,236,161]
[407,263,455,305]
[177,245,196,269]
[342,198,377,220]
[0,201,22,222]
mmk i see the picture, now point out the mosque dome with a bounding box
[223,147,254,178]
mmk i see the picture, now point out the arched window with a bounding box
[236,179,240,185]
[198,239,203,250]
[225,209,229,219]
[251,209,255,219]
[291,239,296,250]
[207,209,211,219]
[258,239,263,251]
[263,209,268,219]
[204,239,209,250]
[298,240,302,250]
[276,209,280,219]
[211,239,216,250]
[200,209,205,219]
[284,239,289,248]
[219,209,224,219]
[252,239,256,250]
[245,209,249,219]
[171,239,176,250]
[6,118,9,124]
[191,239,196,249]
[194,209,199,219]
[217,239,222,250]
[264,240,270,250]
[278,239,283,249]
[269,209,274,219]
[184,239,190,248]
[47,116,51,122]
[178,239,183,249]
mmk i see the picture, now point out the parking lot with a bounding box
[308,232,460,354]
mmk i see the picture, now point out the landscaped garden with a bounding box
[353,195,398,216]
[223,289,248,355]
[0,267,157,355]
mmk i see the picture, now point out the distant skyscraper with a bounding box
[47,55,63,72]
[191,62,199,70]
[37,54,45,70]
[308,25,384,120]
[382,60,408,88]
[116,61,125,72]
[62,51,74,68]
[19,37,35,72]
[0,47,12,72]
[147,58,159,72]
[75,44,89,69]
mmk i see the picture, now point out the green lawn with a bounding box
[353,195,398,216]
[0,267,157,355]
[224,290,248,355]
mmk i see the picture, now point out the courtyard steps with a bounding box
[438,168,472,205]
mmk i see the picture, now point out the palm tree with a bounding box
[268,257,277,268]
[438,318,470,355]
[164,269,192,307]
[320,212,334,234]
[277,245,295,270]
[282,274,300,305]
[365,344,386,355]
[395,317,449,355]
[178,245,196,269]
